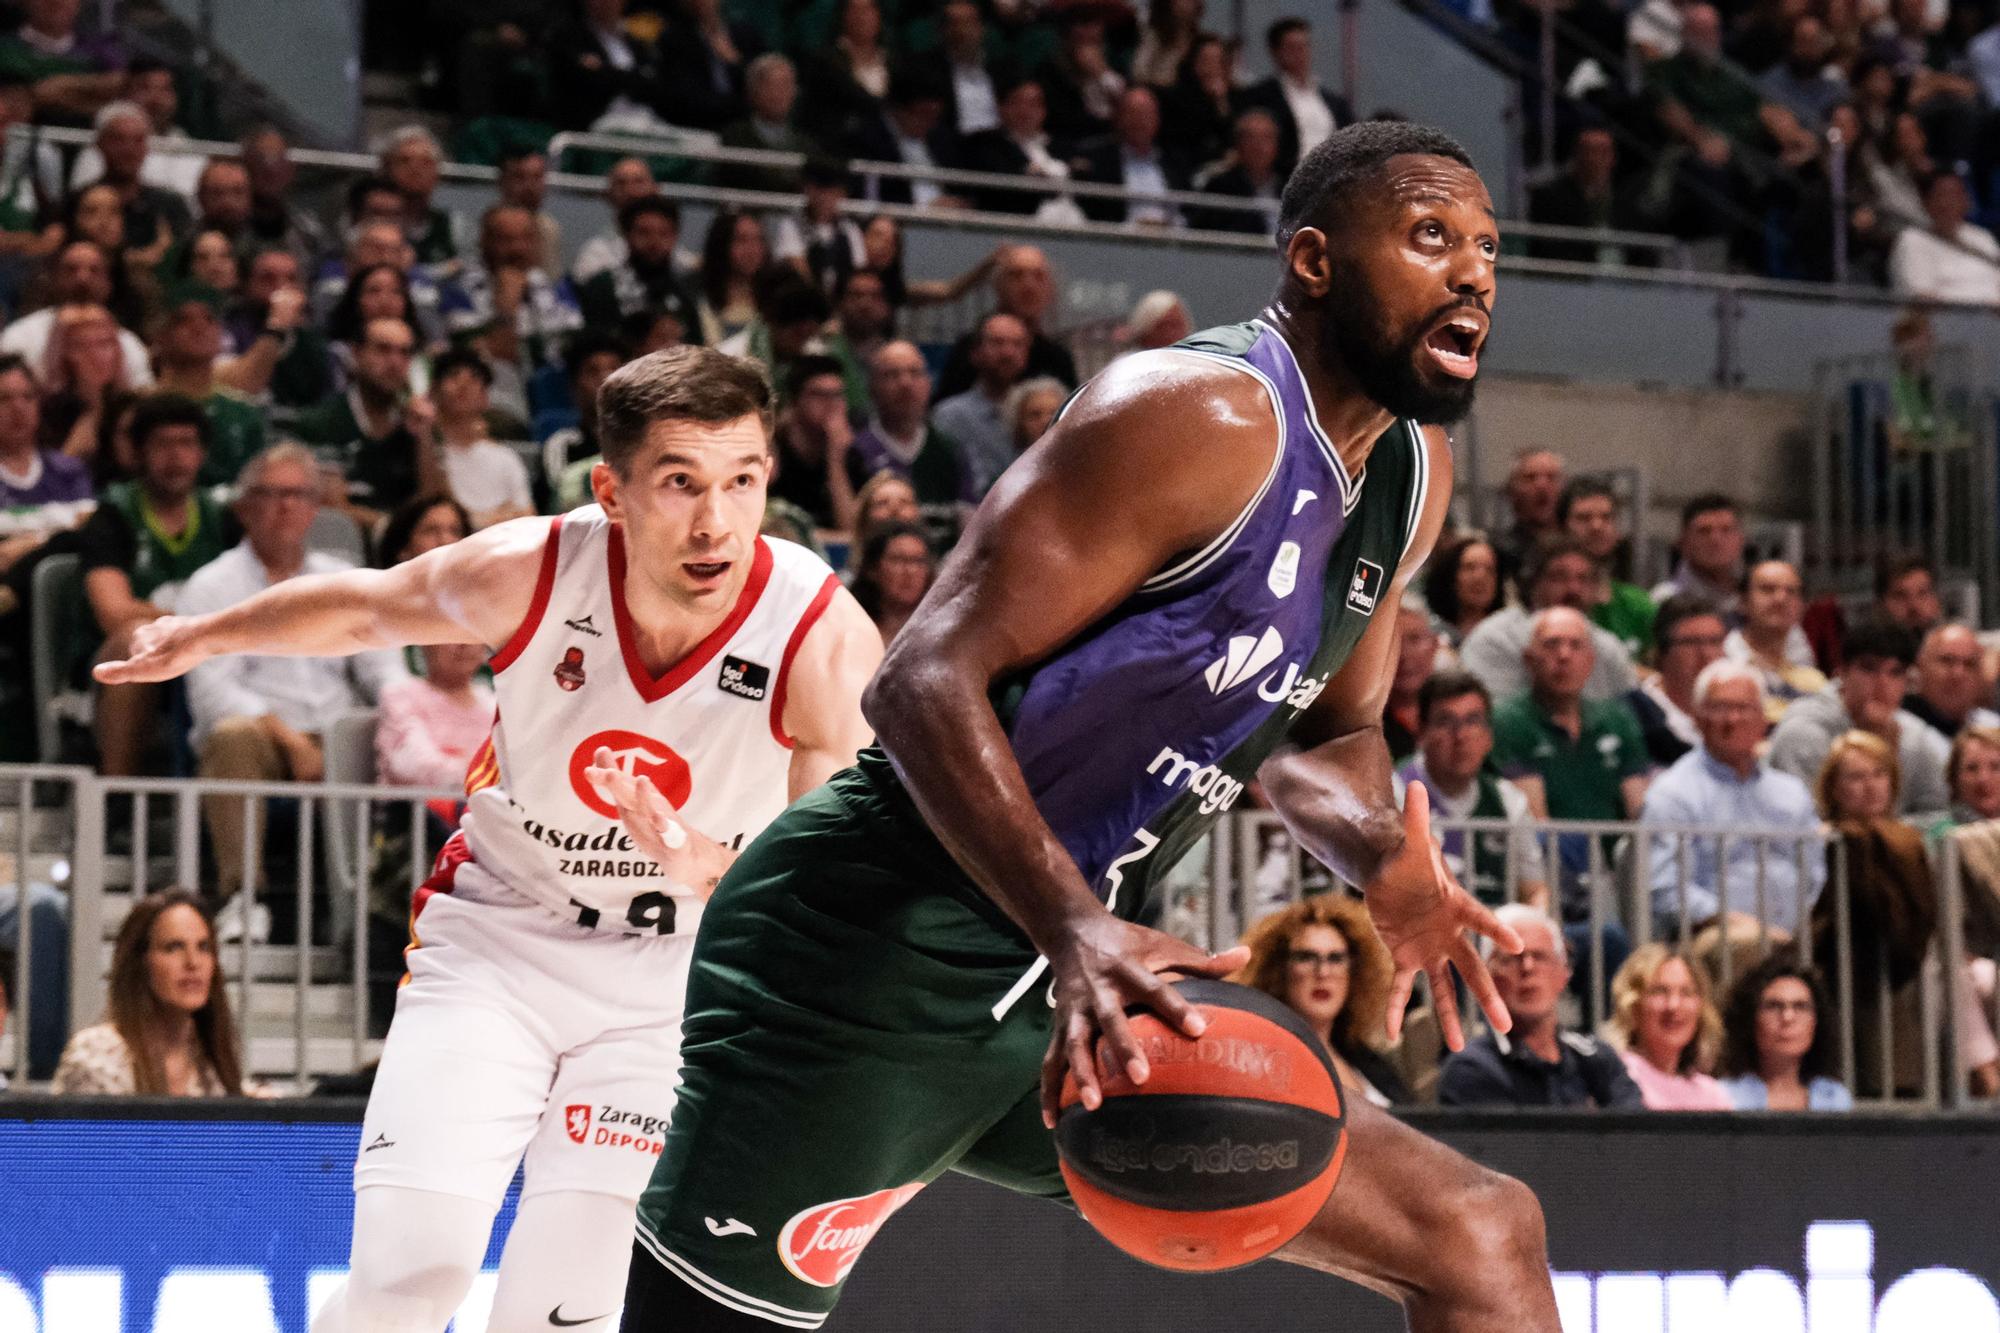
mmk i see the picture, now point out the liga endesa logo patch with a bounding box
[776,1183,924,1287]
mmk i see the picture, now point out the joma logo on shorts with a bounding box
[1147,748,1246,815]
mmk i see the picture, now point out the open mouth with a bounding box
[1422,311,1485,379]
[683,560,731,584]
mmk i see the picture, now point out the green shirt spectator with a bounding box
[1592,581,1657,657]
[1492,692,1650,823]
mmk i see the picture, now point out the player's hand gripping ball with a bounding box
[1054,979,1347,1273]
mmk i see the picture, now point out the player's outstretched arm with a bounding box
[94,515,555,685]
[1255,428,1521,1048]
[864,352,1276,1127]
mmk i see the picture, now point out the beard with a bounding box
[1320,263,1480,425]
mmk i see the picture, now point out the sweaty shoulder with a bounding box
[1002,348,1282,553]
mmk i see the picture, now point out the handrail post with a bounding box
[1827,123,1849,287]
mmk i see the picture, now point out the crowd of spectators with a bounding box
[1205,442,2000,1111]
[0,2,1994,1102]
[1510,0,2000,295]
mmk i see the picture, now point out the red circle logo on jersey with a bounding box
[568,730,694,820]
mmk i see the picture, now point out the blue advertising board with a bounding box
[4,1104,2000,1332]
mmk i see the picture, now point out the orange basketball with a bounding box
[1055,979,1348,1273]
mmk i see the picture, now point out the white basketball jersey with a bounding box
[457,506,839,933]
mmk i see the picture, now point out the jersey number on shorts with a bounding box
[569,892,677,935]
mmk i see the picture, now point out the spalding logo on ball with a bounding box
[1055,978,1347,1273]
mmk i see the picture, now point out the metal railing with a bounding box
[3,767,1989,1110]
[1808,348,2000,623]
[1,766,454,1090]
[1199,810,1972,1109]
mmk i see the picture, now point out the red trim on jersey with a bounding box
[402,831,473,984]
[769,573,842,749]
[608,530,774,703]
[488,516,564,674]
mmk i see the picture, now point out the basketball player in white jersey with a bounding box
[97,346,883,1332]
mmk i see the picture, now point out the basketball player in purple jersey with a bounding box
[610,121,1561,1330]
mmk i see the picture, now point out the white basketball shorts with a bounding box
[353,845,693,1206]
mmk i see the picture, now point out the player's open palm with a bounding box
[584,745,711,887]
[1365,780,1524,1052]
[94,615,213,685]
[1039,913,1250,1130]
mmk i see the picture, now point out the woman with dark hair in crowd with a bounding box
[1134,0,1208,87]
[1233,894,1412,1106]
[52,889,247,1096]
[51,188,152,330]
[326,262,422,387]
[1604,943,1733,1109]
[856,215,999,314]
[174,227,242,300]
[1161,33,1238,168]
[1719,954,1853,1110]
[849,521,934,644]
[375,493,472,569]
[803,0,894,127]
[1424,533,1504,646]
[697,209,770,346]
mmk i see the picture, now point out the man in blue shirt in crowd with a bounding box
[1641,658,1825,939]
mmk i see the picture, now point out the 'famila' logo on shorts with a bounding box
[777,1183,925,1287]
[1345,559,1385,616]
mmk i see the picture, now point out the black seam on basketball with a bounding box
[1054,1094,1342,1212]
[1150,979,1342,1089]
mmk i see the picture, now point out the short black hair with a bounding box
[1556,475,1618,526]
[1277,120,1474,246]
[1266,16,1310,48]
[1876,551,1936,598]
[0,353,34,389]
[765,277,831,327]
[618,195,681,233]
[566,329,628,380]
[346,173,402,217]
[1679,491,1738,530]
[1652,593,1724,656]
[127,55,174,81]
[129,392,211,453]
[1416,669,1491,728]
[834,266,886,301]
[786,354,846,399]
[431,346,493,387]
[1841,618,1917,668]
[887,65,947,107]
[1521,531,1595,590]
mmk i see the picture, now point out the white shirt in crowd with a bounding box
[952,63,1000,134]
[179,544,405,745]
[1120,148,1179,226]
[772,215,868,270]
[1280,74,1337,157]
[1889,224,2000,307]
[442,439,535,519]
[69,128,205,199]
[0,308,154,387]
